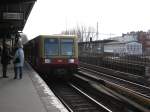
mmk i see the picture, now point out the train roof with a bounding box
[37,35,77,38]
[24,35,78,45]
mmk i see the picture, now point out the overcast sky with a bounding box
[23,0,150,40]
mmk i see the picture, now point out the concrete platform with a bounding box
[0,62,68,112]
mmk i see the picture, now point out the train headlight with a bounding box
[45,59,51,63]
[68,59,74,63]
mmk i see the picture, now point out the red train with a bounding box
[24,35,78,77]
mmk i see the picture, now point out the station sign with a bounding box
[3,12,24,20]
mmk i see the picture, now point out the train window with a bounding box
[44,38,59,56]
[60,39,74,56]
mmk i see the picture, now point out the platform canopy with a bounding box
[0,0,36,38]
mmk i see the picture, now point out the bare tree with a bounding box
[61,24,96,42]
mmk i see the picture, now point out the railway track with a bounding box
[77,66,150,111]
[78,67,150,98]
[41,75,150,112]
[104,59,145,76]
[46,80,112,112]
[80,62,150,86]
[79,57,146,76]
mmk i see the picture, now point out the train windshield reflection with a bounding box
[61,39,74,56]
[44,38,59,56]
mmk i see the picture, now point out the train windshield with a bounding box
[44,38,59,56]
[61,38,74,56]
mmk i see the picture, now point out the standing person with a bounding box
[0,46,2,56]
[13,42,24,79]
[1,44,12,78]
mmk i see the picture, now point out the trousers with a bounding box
[14,66,23,79]
[2,64,8,77]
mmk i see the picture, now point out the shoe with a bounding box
[13,77,17,79]
[3,76,8,78]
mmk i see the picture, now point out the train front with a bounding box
[41,35,78,75]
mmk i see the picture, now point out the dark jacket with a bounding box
[1,49,12,65]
